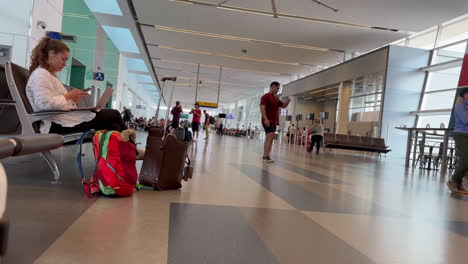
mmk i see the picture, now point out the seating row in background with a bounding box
[284,128,391,155]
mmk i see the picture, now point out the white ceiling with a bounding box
[128,0,468,106]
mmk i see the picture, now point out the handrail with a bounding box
[423,85,468,94]
[434,38,468,51]
[419,58,463,72]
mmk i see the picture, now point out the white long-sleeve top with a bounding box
[26,67,96,133]
[310,123,324,137]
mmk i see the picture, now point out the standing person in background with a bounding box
[122,106,133,128]
[203,110,210,140]
[308,119,324,154]
[170,101,182,134]
[219,121,224,136]
[447,88,468,194]
[260,82,291,163]
[247,123,252,139]
[288,124,296,144]
[190,103,202,142]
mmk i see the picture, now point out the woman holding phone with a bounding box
[26,37,126,134]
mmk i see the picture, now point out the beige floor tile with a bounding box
[303,211,468,264]
[35,192,175,264]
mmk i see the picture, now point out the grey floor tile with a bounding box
[168,203,278,264]
[235,163,400,216]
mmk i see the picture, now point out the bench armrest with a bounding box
[0,99,15,105]
[10,134,64,156]
[31,110,71,122]
[32,110,71,115]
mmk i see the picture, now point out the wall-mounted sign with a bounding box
[196,101,218,108]
[46,31,62,40]
[93,72,105,81]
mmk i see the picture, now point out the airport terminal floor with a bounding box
[3,133,468,264]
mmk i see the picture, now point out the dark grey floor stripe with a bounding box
[445,221,468,237]
[168,203,279,264]
[2,146,98,264]
[239,207,376,264]
[234,164,401,216]
[275,160,344,184]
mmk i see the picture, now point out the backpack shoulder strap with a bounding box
[76,130,96,197]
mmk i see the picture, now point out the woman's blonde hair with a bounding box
[29,37,70,72]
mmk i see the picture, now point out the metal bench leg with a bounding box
[41,151,62,184]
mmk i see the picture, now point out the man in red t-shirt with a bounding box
[260,82,291,162]
[170,101,183,134]
[203,110,210,140]
[190,103,202,142]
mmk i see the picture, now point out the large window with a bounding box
[391,13,468,128]
[347,73,384,137]
[407,28,438,50]
[348,74,383,123]
[438,17,468,47]
[417,41,465,127]
[392,14,468,51]
[434,41,467,64]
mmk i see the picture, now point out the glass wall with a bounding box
[417,41,466,127]
[394,14,468,50]
[347,73,384,137]
[391,13,468,128]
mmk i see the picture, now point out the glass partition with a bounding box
[347,73,384,137]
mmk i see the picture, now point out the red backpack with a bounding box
[77,130,138,197]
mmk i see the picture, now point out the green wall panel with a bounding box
[58,0,120,96]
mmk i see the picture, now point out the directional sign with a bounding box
[93,72,105,81]
[196,101,218,108]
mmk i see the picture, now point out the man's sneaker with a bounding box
[263,156,274,163]
[447,181,468,194]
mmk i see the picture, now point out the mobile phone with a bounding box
[82,88,91,92]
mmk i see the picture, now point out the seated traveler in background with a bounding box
[26,37,126,134]
[447,87,468,193]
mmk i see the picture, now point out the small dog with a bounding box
[120,129,145,160]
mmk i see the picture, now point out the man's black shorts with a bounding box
[171,120,179,129]
[192,122,201,132]
[262,123,276,134]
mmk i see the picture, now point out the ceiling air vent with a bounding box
[61,34,77,43]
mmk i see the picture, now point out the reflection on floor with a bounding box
[2,133,468,263]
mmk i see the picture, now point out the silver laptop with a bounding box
[71,87,114,111]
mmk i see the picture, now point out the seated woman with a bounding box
[26,37,126,134]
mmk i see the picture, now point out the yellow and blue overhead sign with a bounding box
[196,101,218,108]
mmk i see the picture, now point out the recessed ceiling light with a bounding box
[154,58,287,75]
[152,25,330,52]
[169,0,194,4]
[308,86,338,94]
[168,0,399,32]
[133,74,153,83]
[155,45,300,66]
[126,58,148,72]
[84,0,122,16]
[170,0,367,28]
[102,26,140,53]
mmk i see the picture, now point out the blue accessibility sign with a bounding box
[93,72,105,81]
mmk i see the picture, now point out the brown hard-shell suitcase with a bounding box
[139,128,192,190]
